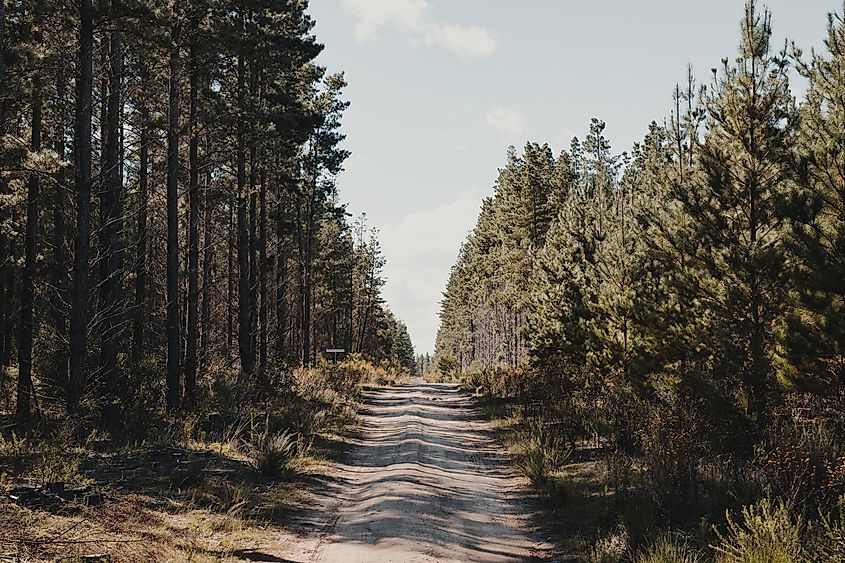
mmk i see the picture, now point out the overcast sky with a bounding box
[306,0,842,355]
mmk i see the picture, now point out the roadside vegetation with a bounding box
[433,1,845,560]
[0,357,408,561]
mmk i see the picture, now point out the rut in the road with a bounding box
[285,382,551,563]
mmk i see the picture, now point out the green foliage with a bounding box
[589,527,630,563]
[247,426,298,480]
[712,499,804,563]
[779,7,845,394]
[432,2,845,558]
[435,354,460,379]
[635,535,702,563]
[0,427,90,486]
[515,417,571,486]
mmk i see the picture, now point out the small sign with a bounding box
[325,348,346,363]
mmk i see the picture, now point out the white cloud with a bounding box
[485,106,528,138]
[339,0,496,60]
[340,0,429,42]
[378,191,485,352]
[553,126,579,150]
[419,24,496,61]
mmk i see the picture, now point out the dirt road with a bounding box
[283,381,551,562]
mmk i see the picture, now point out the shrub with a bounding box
[192,479,254,518]
[247,426,297,480]
[635,535,702,563]
[712,498,804,563]
[811,507,845,562]
[755,418,845,514]
[640,401,705,501]
[435,354,460,380]
[589,526,630,563]
[515,417,571,486]
[0,428,90,486]
[604,450,634,496]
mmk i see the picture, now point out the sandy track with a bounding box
[283,381,550,562]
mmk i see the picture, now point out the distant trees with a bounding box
[0,0,414,423]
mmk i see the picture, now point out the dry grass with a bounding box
[0,436,339,562]
[0,359,394,562]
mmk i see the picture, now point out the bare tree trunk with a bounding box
[131,101,149,364]
[236,50,254,377]
[248,66,258,371]
[100,11,123,421]
[275,188,287,363]
[17,1,44,418]
[259,167,268,375]
[165,21,182,411]
[227,192,234,358]
[0,0,9,369]
[52,62,68,394]
[68,0,94,414]
[200,136,212,366]
[184,41,200,406]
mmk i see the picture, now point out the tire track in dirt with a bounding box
[284,381,552,562]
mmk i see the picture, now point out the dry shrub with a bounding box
[515,417,571,486]
[712,498,804,563]
[246,423,297,480]
[635,535,702,563]
[0,427,90,486]
[192,478,255,518]
[589,526,630,563]
[811,510,845,562]
[755,418,845,514]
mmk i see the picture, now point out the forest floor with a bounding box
[1,381,556,562]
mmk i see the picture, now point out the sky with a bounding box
[306,0,842,355]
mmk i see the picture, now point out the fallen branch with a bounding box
[0,538,144,545]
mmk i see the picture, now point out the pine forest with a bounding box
[1,1,845,561]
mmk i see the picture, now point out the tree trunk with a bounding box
[100,13,123,421]
[259,167,268,376]
[227,192,234,358]
[200,136,212,366]
[131,102,149,364]
[275,188,287,363]
[17,2,44,418]
[0,0,8,369]
[237,51,254,377]
[68,0,94,414]
[248,67,258,371]
[184,41,200,406]
[52,62,68,394]
[165,23,182,411]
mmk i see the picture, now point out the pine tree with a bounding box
[681,0,795,426]
[782,5,845,394]
[67,0,94,415]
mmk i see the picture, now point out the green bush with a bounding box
[712,498,804,563]
[515,417,571,486]
[811,509,845,562]
[635,535,702,563]
[589,527,630,563]
[0,427,91,486]
[247,423,297,480]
